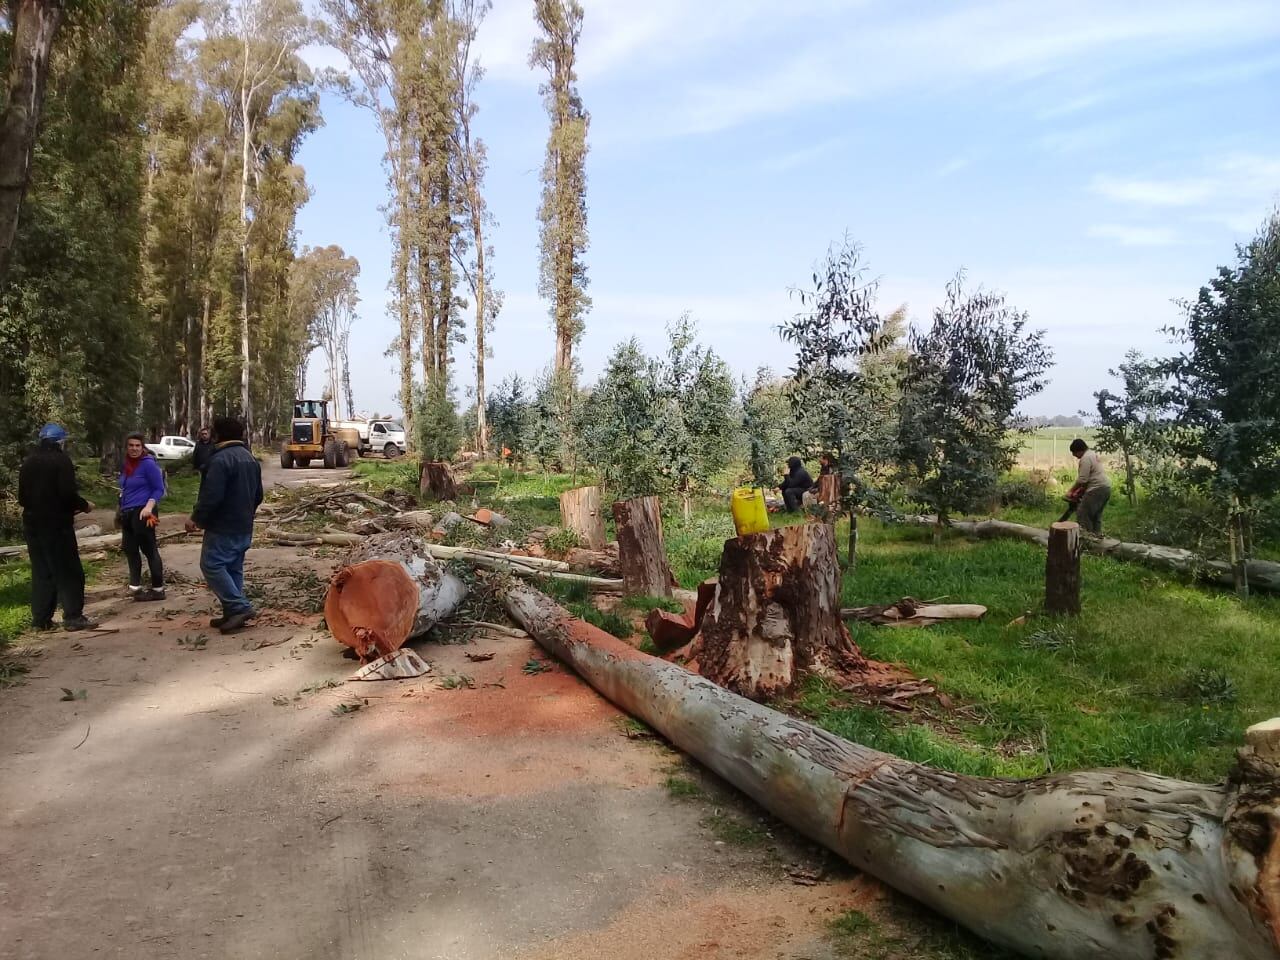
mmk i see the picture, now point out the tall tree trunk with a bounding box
[470,199,488,453]
[238,79,252,427]
[1123,449,1136,507]
[0,0,64,283]
[1231,495,1250,602]
[501,578,1280,960]
[197,290,211,425]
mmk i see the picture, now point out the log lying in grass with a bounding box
[842,598,988,627]
[500,576,1280,960]
[324,534,468,659]
[419,543,624,593]
[938,517,1280,594]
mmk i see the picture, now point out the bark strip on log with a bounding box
[500,578,1280,960]
[612,495,676,598]
[696,523,863,700]
[1046,521,1082,615]
[560,485,607,550]
[325,534,467,659]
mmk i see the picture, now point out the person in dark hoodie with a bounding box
[17,423,96,631]
[119,433,166,601]
[779,456,814,512]
[191,426,215,478]
[185,416,263,634]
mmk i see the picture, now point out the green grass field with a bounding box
[1013,426,1097,470]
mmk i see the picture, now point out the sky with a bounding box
[294,0,1280,418]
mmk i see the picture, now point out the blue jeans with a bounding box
[200,530,253,615]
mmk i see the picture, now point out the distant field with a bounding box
[1014,426,1097,471]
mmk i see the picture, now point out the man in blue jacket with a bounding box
[185,416,263,633]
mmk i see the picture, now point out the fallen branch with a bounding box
[0,528,187,561]
[500,577,1280,960]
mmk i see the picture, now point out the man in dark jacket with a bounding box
[18,423,96,631]
[779,456,814,512]
[185,416,263,633]
[191,426,215,478]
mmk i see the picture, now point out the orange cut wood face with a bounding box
[324,560,419,659]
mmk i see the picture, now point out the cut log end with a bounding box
[325,560,420,660]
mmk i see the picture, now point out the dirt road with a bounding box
[0,471,872,960]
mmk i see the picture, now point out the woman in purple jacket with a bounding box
[120,434,166,600]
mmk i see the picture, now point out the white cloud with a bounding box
[1087,224,1181,247]
[1090,175,1215,207]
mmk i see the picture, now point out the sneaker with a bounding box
[32,621,56,632]
[63,617,99,632]
[217,608,257,634]
[134,587,166,602]
[127,584,143,595]
[210,613,228,628]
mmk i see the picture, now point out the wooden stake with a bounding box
[1045,521,1081,615]
[612,495,675,598]
[559,485,606,549]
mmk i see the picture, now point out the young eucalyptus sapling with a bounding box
[779,239,901,569]
[897,275,1052,542]
[1092,350,1169,508]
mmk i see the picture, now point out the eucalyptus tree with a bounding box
[1158,210,1280,599]
[530,0,589,375]
[897,275,1052,540]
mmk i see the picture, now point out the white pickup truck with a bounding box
[145,435,196,460]
[336,419,407,458]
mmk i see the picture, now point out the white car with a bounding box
[145,435,196,460]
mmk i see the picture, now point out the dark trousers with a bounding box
[121,507,164,588]
[1078,486,1111,536]
[782,487,805,512]
[24,522,85,626]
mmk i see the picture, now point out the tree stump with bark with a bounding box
[560,485,606,549]
[816,474,839,507]
[419,461,457,501]
[324,533,467,659]
[1046,521,1082,615]
[695,523,864,700]
[612,495,675,598]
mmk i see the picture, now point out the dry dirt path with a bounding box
[0,470,875,960]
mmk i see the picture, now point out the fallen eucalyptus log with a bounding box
[324,533,468,659]
[0,528,187,560]
[842,598,988,627]
[501,577,1280,960]
[917,515,1280,594]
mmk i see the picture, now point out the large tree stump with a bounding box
[419,461,457,501]
[559,485,606,549]
[816,473,839,507]
[696,523,864,700]
[1045,521,1082,615]
[612,495,675,598]
[324,533,468,659]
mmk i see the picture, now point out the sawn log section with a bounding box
[502,579,1280,960]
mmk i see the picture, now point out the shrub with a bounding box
[542,527,580,559]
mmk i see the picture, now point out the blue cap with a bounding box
[38,423,67,442]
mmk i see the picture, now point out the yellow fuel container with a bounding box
[731,487,770,537]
